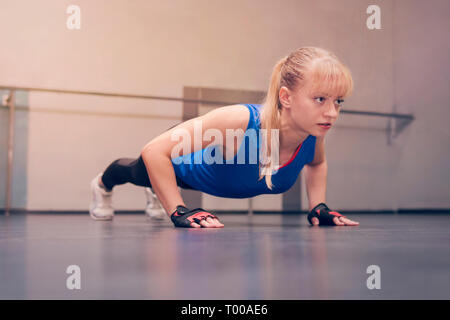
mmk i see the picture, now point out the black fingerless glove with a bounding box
[170,205,219,228]
[307,203,346,226]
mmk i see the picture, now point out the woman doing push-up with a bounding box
[89,46,360,228]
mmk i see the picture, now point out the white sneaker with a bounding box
[144,187,167,220]
[89,173,114,221]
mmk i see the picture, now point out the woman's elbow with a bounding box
[141,143,169,163]
[141,143,157,163]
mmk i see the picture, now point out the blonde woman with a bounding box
[89,47,360,228]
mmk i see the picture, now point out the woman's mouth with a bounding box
[318,123,331,130]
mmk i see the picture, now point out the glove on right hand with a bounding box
[170,205,219,228]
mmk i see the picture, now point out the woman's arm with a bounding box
[303,138,359,226]
[141,148,186,215]
[304,160,328,211]
[140,105,249,218]
[304,136,327,210]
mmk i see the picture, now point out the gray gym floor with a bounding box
[1,212,449,299]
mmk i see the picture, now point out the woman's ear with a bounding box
[278,86,292,109]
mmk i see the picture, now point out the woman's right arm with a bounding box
[141,145,186,216]
[140,104,249,217]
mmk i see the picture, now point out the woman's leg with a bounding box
[101,155,195,191]
[101,156,151,191]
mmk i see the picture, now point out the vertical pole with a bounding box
[5,90,15,216]
[248,198,253,216]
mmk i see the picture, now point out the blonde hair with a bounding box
[259,47,354,189]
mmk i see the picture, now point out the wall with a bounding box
[392,0,450,210]
[0,0,448,211]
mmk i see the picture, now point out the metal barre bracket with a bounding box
[387,116,414,145]
[2,93,11,106]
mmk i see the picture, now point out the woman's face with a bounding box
[281,78,345,137]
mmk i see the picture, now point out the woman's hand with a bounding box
[171,205,224,228]
[308,203,359,226]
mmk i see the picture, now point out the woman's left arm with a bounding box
[304,137,359,226]
[304,136,327,211]
[304,160,328,211]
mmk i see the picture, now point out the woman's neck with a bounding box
[259,106,309,154]
[278,107,309,152]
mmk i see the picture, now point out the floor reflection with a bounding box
[1,213,449,299]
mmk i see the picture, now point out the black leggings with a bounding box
[101,155,194,191]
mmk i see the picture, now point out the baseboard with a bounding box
[397,208,450,214]
[1,208,450,215]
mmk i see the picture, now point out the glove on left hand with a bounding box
[307,203,346,226]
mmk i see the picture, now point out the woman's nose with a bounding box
[324,101,338,118]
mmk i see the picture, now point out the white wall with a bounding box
[0,0,448,211]
[392,0,450,209]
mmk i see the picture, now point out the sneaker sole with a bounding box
[89,212,114,221]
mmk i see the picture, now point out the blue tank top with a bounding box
[171,104,316,198]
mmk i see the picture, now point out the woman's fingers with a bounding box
[340,217,359,226]
[333,216,359,226]
[311,217,320,226]
[205,217,224,228]
[206,217,217,226]
[333,216,345,226]
[190,222,202,228]
[189,217,224,228]
[310,215,359,227]
[211,218,224,228]
[199,218,222,228]
[199,219,212,228]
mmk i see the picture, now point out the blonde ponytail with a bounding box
[259,57,286,189]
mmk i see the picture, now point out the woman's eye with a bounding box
[336,99,345,106]
[314,97,326,103]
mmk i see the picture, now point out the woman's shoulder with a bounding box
[208,104,251,131]
[219,104,251,115]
